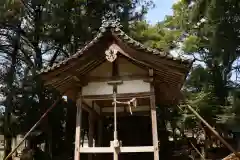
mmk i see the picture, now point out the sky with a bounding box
[146,0,176,24]
[145,0,186,59]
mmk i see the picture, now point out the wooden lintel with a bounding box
[80,146,155,153]
[81,75,150,83]
[83,92,151,100]
[107,80,123,85]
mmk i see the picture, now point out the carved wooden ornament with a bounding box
[105,46,118,62]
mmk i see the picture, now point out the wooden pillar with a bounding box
[149,69,159,160]
[74,90,82,160]
[88,112,94,160]
[97,117,103,147]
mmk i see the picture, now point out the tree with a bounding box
[0,0,24,158]
[127,0,240,158]
[163,0,240,157]
[130,20,182,52]
[0,0,155,158]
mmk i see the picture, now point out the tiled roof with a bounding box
[40,17,193,74]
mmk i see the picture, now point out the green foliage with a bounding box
[130,21,182,52]
[182,35,200,53]
[185,65,209,92]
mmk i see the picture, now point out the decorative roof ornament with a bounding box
[101,11,123,29]
[105,45,118,62]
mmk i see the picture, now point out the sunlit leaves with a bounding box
[130,21,182,52]
[182,35,200,53]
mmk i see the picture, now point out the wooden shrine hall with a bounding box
[39,14,193,160]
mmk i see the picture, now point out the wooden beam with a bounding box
[97,113,103,147]
[82,100,101,115]
[149,69,159,160]
[82,101,100,118]
[88,114,94,148]
[74,90,82,160]
[120,146,155,153]
[83,92,151,100]
[83,75,150,83]
[81,147,112,153]
[93,101,101,114]
[80,146,155,153]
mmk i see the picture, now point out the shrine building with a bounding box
[39,14,193,160]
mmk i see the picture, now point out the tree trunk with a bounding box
[33,5,43,69]
[123,3,130,32]
[4,26,20,159]
[64,100,76,158]
[158,106,171,160]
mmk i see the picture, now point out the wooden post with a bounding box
[112,58,119,160]
[74,90,82,160]
[97,117,103,147]
[88,112,94,160]
[96,116,103,160]
[149,69,159,160]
